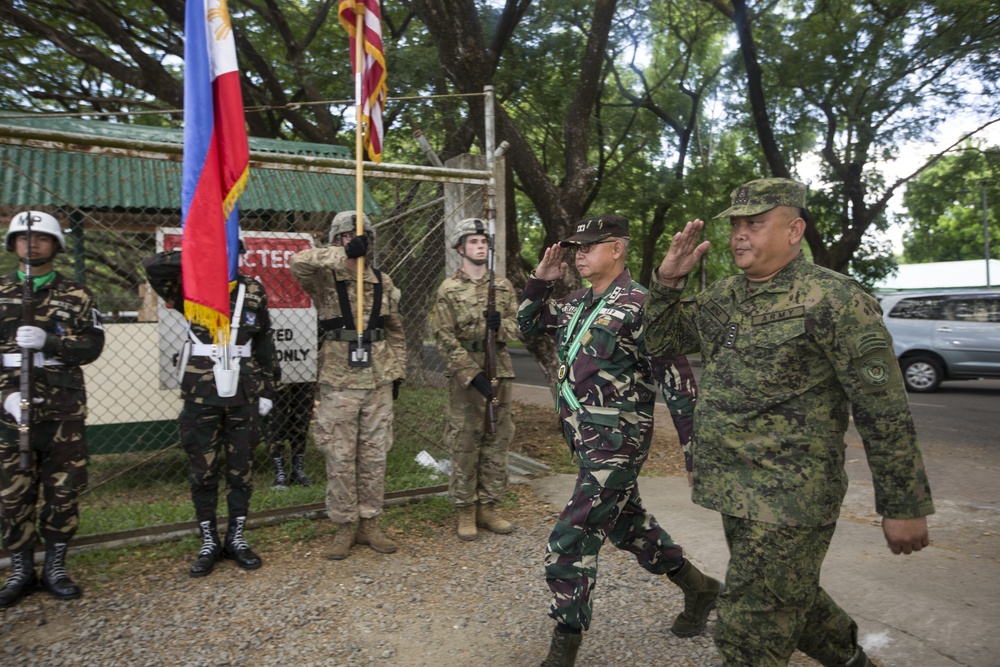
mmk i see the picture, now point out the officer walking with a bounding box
[143,242,277,577]
[645,178,934,667]
[433,218,517,541]
[289,211,406,560]
[518,215,722,666]
[0,211,105,608]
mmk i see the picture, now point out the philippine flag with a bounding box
[181,0,249,342]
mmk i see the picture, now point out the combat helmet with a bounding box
[327,211,373,246]
[449,217,489,249]
[5,210,66,252]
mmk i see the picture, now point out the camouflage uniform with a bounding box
[0,272,104,552]
[433,270,517,507]
[646,245,935,665]
[518,268,685,631]
[650,355,697,473]
[289,245,405,523]
[143,251,277,524]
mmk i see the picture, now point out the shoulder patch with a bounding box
[860,357,890,386]
[850,330,890,357]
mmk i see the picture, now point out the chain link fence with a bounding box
[0,113,505,545]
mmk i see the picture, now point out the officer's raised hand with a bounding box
[345,234,369,259]
[533,243,567,281]
[656,219,711,288]
[16,325,47,350]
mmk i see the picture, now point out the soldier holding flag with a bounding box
[433,218,518,541]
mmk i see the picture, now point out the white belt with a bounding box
[190,343,252,358]
[2,352,64,367]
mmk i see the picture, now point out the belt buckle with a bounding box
[557,362,568,381]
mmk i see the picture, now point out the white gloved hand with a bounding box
[258,397,273,417]
[16,325,47,350]
[4,392,21,423]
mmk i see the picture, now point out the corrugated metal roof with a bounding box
[0,114,374,213]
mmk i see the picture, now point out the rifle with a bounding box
[483,219,498,435]
[17,218,34,471]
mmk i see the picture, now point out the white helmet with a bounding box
[5,210,66,252]
[327,211,373,245]
[450,217,489,249]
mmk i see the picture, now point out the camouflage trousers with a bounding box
[267,382,316,458]
[445,376,514,507]
[715,515,857,666]
[178,401,259,523]
[313,383,392,523]
[0,420,88,551]
[545,408,685,631]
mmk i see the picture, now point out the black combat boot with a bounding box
[289,453,312,486]
[0,549,37,609]
[836,645,884,667]
[539,626,583,667]
[190,519,222,578]
[223,516,262,570]
[271,455,288,489]
[41,542,82,600]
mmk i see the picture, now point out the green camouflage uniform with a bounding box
[650,355,697,473]
[0,271,105,551]
[289,246,405,523]
[646,251,935,666]
[518,268,686,632]
[143,251,277,524]
[433,270,517,507]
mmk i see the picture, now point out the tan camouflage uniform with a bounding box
[646,232,935,664]
[433,270,517,507]
[0,272,105,551]
[289,245,405,523]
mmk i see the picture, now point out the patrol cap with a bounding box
[5,210,67,252]
[450,217,489,249]
[713,178,808,219]
[559,215,629,247]
[328,210,373,245]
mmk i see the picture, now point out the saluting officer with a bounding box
[433,218,518,541]
[0,211,105,608]
[143,241,278,578]
[289,211,406,561]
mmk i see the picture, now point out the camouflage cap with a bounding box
[559,215,630,247]
[713,178,808,219]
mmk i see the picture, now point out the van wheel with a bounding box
[901,356,943,392]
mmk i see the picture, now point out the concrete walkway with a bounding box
[513,383,1000,667]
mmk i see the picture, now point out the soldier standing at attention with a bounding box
[0,211,105,608]
[144,241,277,577]
[267,380,315,489]
[645,178,935,667]
[433,218,517,541]
[289,211,405,560]
[518,215,721,667]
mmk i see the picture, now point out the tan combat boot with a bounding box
[667,559,723,637]
[457,505,478,541]
[356,518,398,554]
[539,626,583,667]
[325,521,356,561]
[477,502,513,534]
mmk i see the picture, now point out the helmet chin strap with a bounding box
[467,256,488,267]
[22,253,55,267]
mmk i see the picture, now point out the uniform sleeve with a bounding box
[819,287,935,519]
[496,278,520,343]
[383,278,407,382]
[652,355,697,473]
[517,277,560,337]
[644,275,702,357]
[433,282,481,387]
[49,287,105,366]
[288,246,347,301]
[142,250,184,311]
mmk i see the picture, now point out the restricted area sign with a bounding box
[155,229,318,388]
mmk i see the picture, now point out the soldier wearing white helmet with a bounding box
[433,217,518,541]
[0,210,105,608]
[289,210,405,560]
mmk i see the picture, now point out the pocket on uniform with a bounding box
[576,404,623,451]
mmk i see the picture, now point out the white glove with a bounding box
[258,397,273,417]
[16,326,47,350]
[4,392,21,423]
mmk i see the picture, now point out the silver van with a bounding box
[880,290,1000,392]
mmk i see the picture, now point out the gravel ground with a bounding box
[0,480,823,667]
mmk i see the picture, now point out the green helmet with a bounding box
[327,211,373,245]
[450,217,489,249]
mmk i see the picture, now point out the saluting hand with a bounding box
[533,243,568,282]
[656,219,711,287]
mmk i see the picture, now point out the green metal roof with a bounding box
[0,114,373,213]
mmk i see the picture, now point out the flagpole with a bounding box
[354,6,366,344]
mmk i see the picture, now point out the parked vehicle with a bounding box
[880,290,1000,392]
